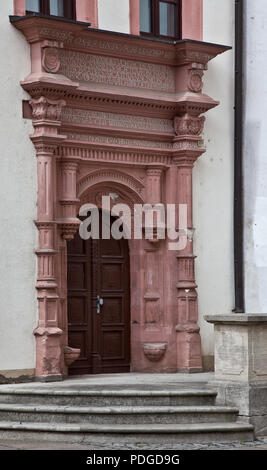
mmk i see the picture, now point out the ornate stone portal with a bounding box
[11,15,230,380]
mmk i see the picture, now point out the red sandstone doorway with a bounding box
[67,214,131,375]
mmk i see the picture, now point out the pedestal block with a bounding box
[205,314,267,436]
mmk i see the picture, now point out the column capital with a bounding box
[30,96,66,122]
[146,168,163,177]
[172,154,199,168]
[174,114,205,137]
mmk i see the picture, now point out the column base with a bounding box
[176,327,203,372]
[176,368,203,373]
[34,326,63,378]
[35,374,63,383]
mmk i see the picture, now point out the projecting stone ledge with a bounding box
[205,314,267,437]
[205,314,267,324]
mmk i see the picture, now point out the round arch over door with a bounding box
[67,213,131,375]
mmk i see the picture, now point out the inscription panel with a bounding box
[62,108,173,134]
[59,50,175,92]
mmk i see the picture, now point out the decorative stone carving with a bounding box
[174,114,205,136]
[58,160,80,241]
[10,15,230,379]
[143,343,167,362]
[60,221,81,241]
[174,160,203,373]
[64,346,81,366]
[30,97,66,121]
[77,169,145,199]
[34,325,63,379]
[42,47,60,73]
[188,69,204,93]
[41,40,63,73]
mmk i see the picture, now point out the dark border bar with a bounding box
[233,0,244,313]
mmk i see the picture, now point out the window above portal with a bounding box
[140,0,181,40]
[26,0,76,20]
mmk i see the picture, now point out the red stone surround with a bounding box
[11,14,230,380]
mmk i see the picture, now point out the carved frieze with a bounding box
[57,146,172,166]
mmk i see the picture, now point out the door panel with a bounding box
[67,236,92,375]
[67,214,130,375]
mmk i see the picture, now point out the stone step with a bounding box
[0,389,217,407]
[0,421,254,444]
[0,404,239,425]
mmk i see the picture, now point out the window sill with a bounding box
[10,12,91,28]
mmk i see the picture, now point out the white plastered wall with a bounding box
[195,0,235,364]
[0,0,38,376]
[243,0,267,313]
[98,0,130,33]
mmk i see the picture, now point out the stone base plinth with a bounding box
[205,314,267,436]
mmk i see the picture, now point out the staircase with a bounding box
[0,379,254,445]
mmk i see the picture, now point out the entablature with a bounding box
[11,15,229,113]
[11,14,230,164]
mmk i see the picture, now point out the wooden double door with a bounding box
[67,216,131,375]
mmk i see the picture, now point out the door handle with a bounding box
[97,295,104,314]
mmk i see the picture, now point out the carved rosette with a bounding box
[143,343,167,362]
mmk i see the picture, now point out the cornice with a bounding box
[11,14,228,167]
[10,15,230,67]
[21,79,219,120]
[11,15,229,121]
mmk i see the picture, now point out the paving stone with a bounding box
[0,438,267,450]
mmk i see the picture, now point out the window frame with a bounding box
[26,0,76,21]
[140,0,181,40]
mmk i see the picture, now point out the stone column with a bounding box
[174,155,202,372]
[205,314,267,436]
[172,115,205,373]
[30,96,66,381]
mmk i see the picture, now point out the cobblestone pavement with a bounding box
[0,438,267,450]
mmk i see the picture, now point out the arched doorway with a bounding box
[67,213,131,375]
